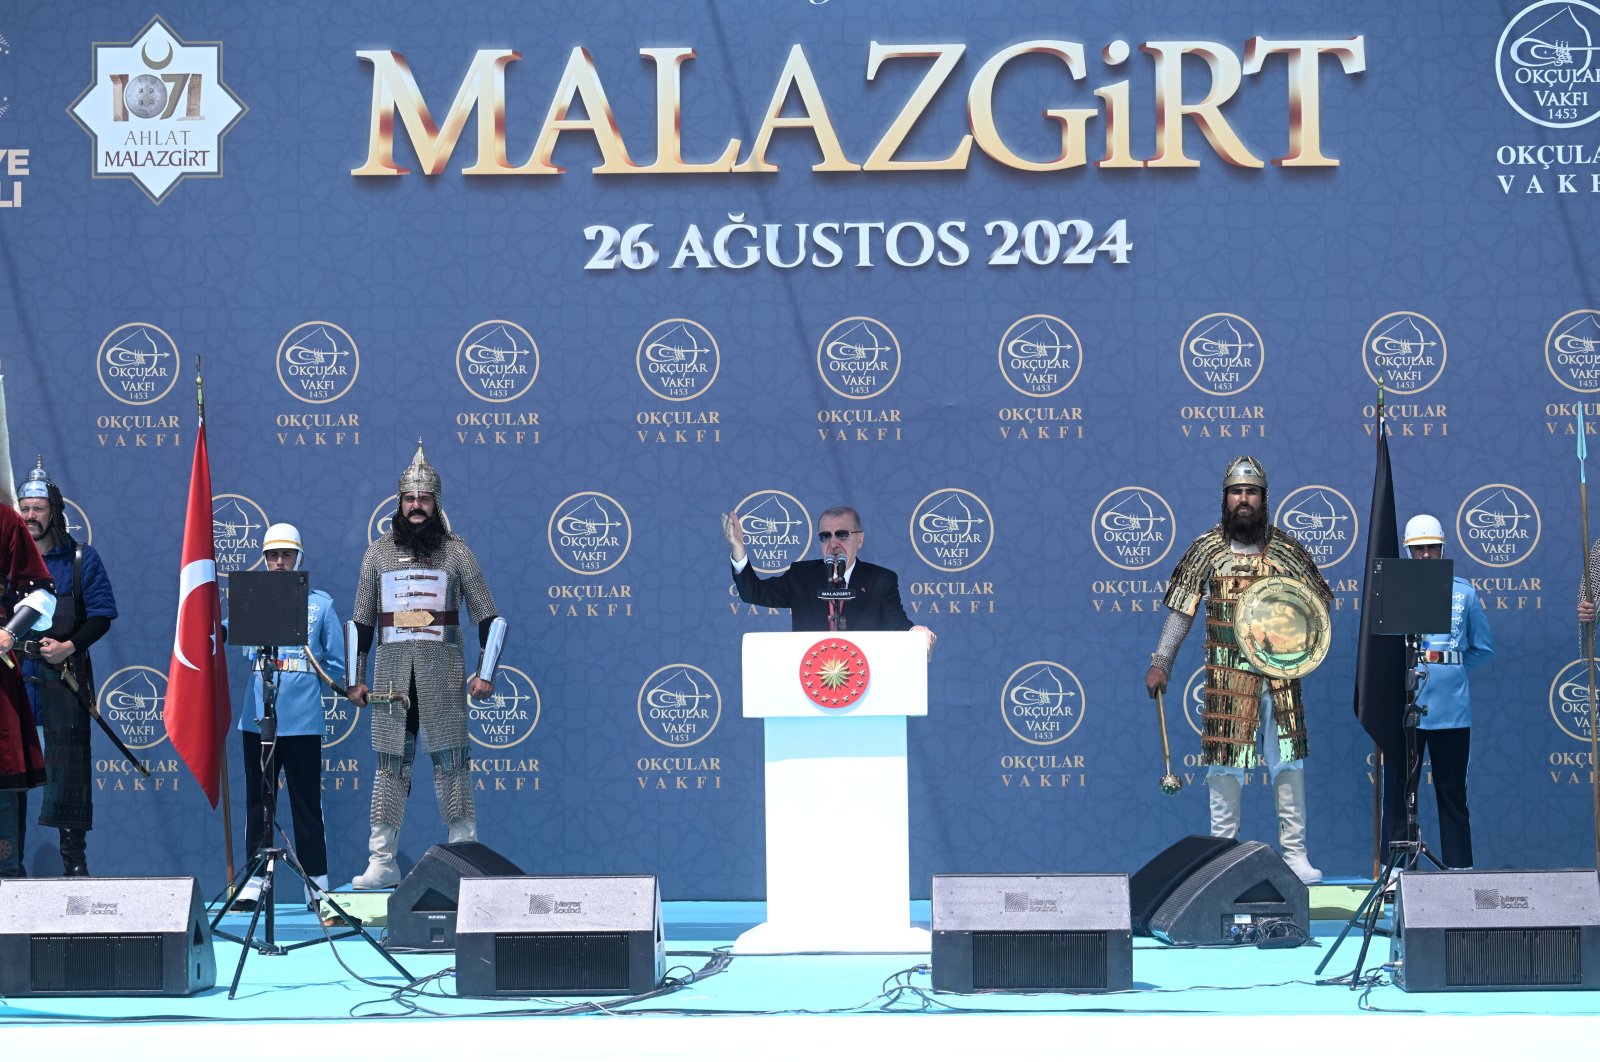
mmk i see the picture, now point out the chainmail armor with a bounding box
[1150,608,1194,676]
[354,534,497,831]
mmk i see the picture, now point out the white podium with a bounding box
[734,630,930,954]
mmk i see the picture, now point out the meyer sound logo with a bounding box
[1362,312,1447,395]
[732,490,812,575]
[212,493,267,572]
[98,665,168,750]
[548,492,631,575]
[1546,309,1600,392]
[367,495,452,544]
[1548,660,1596,741]
[61,497,93,546]
[1498,2,1600,128]
[1274,485,1358,568]
[910,489,993,572]
[321,687,361,748]
[637,319,719,401]
[469,665,541,749]
[457,320,539,403]
[67,16,246,203]
[637,665,721,747]
[1091,487,1174,571]
[97,323,178,405]
[998,314,1081,397]
[1457,484,1541,567]
[277,322,359,404]
[1180,313,1264,396]
[817,316,901,400]
[1000,662,1085,746]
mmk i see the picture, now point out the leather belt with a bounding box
[1421,650,1462,665]
[379,609,458,629]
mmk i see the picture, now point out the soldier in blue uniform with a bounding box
[1395,514,1493,869]
[233,523,345,909]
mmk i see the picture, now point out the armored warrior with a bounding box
[346,443,506,889]
[15,458,118,876]
[1144,456,1333,884]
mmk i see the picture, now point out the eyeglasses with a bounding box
[817,530,859,542]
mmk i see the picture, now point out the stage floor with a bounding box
[3,889,1598,1060]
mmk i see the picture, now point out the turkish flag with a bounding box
[164,420,231,807]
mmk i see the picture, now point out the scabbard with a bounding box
[60,660,151,778]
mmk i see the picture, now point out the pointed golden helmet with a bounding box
[397,439,442,500]
[1222,455,1267,492]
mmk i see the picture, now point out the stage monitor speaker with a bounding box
[0,877,216,997]
[930,873,1132,992]
[454,875,664,996]
[1147,841,1308,946]
[1391,869,1600,992]
[386,841,525,950]
[1129,834,1241,936]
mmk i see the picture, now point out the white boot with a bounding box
[352,825,402,889]
[1207,772,1241,839]
[231,875,264,911]
[1274,768,1323,885]
[304,872,330,910]
[447,818,477,844]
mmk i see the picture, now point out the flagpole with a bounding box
[1371,384,1385,880]
[1579,405,1600,871]
[197,355,238,886]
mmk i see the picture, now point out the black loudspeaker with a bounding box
[1129,834,1241,936]
[386,841,525,950]
[454,875,664,997]
[0,877,216,996]
[1391,869,1600,992]
[930,874,1132,992]
[1147,841,1308,945]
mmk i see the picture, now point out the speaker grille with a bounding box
[1444,927,1583,987]
[492,933,632,992]
[970,930,1108,991]
[30,934,164,993]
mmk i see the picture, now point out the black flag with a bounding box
[1354,429,1405,756]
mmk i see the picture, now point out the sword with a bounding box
[303,649,410,710]
[57,658,152,778]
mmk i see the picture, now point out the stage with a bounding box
[3,889,1597,1060]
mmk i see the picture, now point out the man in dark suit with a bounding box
[723,504,936,651]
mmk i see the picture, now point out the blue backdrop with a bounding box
[0,0,1595,898]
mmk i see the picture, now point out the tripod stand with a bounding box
[210,571,412,998]
[1316,634,1447,985]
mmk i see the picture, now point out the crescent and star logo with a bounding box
[172,556,219,672]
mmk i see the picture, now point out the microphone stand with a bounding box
[211,645,411,998]
[1316,634,1447,985]
[827,555,846,632]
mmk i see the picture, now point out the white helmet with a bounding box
[1403,514,1445,548]
[262,522,304,570]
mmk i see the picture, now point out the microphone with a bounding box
[826,553,844,586]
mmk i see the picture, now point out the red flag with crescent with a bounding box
[164,420,230,807]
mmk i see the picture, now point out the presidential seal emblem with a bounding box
[799,637,871,710]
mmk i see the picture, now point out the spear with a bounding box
[1580,404,1600,870]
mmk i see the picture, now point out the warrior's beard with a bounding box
[393,507,448,557]
[1222,500,1269,546]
